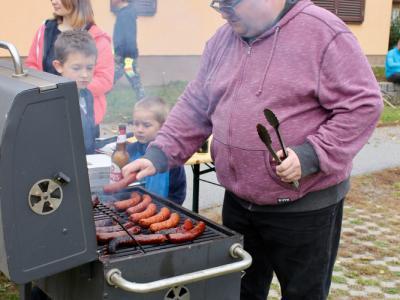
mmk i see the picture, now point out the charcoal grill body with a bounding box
[0,58,97,284]
[38,188,245,300]
[40,236,242,300]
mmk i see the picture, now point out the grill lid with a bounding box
[0,42,97,284]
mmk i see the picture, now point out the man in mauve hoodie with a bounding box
[123,0,383,298]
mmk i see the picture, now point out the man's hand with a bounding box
[122,158,156,181]
[275,148,301,182]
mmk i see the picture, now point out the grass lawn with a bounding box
[104,81,187,124]
[0,273,18,300]
[372,66,386,82]
[379,106,400,126]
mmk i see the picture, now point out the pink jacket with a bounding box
[25,22,114,124]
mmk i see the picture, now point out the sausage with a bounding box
[108,234,167,253]
[155,218,194,234]
[130,191,142,202]
[113,193,142,211]
[96,222,135,233]
[102,172,137,194]
[126,194,152,215]
[138,207,171,228]
[96,225,141,243]
[167,221,206,243]
[182,218,194,231]
[149,213,180,232]
[129,203,157,223]
[92,196,100,208]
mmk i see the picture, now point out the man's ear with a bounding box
[52,60,63,74]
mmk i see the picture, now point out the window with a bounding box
[135,0,157,17]
[312,0,365,23]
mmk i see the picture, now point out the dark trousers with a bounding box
[222,191,343,300]
[387,73,400,83]
[31,286,51,300]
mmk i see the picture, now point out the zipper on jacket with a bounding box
[247,45,252,55]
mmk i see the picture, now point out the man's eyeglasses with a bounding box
[210,0,242,17]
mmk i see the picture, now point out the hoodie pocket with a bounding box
[264,151,299,191]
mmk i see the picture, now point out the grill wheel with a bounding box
[164,285,190,300]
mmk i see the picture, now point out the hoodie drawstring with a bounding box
[256,26,281,97]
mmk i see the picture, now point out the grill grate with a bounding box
[94,189,228,259]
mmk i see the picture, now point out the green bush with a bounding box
[389,16,400,49]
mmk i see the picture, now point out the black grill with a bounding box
[0,44,250,300]
[35,188,246,300]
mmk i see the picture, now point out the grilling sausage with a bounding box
[102,172,137,194]
[96,225,141,243]
[108,234,167,253]
[149,212,180,232]
[167,221,206,243]
[155,218,194,234]
[113,192,142,211]
[126,194,152,215]
[138,207,171,228]
[129,203,157,223]
[96,222,135,233]
[91,196,100,208]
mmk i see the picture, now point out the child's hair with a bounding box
[54,30,97,64]
[134,97,170,125]
[54,0,95,29]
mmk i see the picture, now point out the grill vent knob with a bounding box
[28,179,63,215]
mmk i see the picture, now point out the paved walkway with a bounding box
[267,203,400,299]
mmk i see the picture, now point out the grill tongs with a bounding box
[257,109,299,189]
[92,196,145,253]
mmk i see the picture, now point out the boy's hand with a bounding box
[275,148,301,182]
[122,158,156,181]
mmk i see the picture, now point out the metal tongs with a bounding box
[256,109,299,189]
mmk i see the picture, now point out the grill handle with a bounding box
[105,243,252,293]
[0,41,27,77]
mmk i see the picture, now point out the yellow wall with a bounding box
[348,0,392,55]
[0,0,393,57]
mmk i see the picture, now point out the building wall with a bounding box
[0,0,223,56]
[0,0,392,83]
[348,0,392,58]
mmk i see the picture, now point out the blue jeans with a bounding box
[222,191,343,300]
